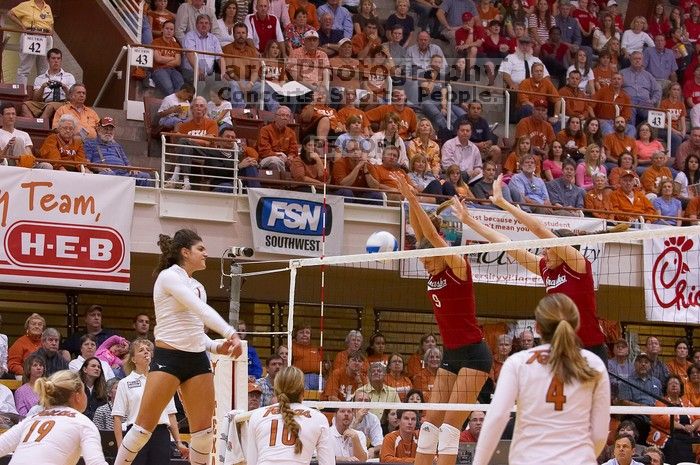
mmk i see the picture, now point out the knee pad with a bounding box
[416,421,440,455]
[189,427,214,464]
[437,423,461,455]
[122,424,152,452]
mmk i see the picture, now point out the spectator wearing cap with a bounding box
[244,0,285,54]
[317,0,354,39]
[60,305,118,359]
[514,98,556,155]
[499,35,549,89]
[288,29,330,91]
[53,83,100,139]
[545,157,585,215]
[643,34,678,90]
[516,62,559,119]
[608,339,633,398]
[616,352,663,440]
[454,13,481,64]
[609,170,657,222]
[606,0,624,32]
[435,0,477,46]
[248,381,263,410]
[181,14,224,84]
[352,18,382,58]
[621,51,661,127]
[84,117,153,187]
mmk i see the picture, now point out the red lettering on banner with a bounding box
[4,221,125,272]
[651,237,700,310]
[0,190,8,227]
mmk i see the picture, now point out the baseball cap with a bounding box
[86,304,103,314]
[621,169,636,178]
[338,37,351,47]
[97,116,115,128]
[248,382,262,393]
[635,352,651,362]
[303,29,319,39]
[607,0,618,5]
[462,12,474,22]
[533,98,548,108]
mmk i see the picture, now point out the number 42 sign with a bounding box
[21,34,48,56]
[129,47,153,68]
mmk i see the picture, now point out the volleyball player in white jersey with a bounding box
[245,366,335,465]
[472,294,610,465]
[114,229,240,465]
[0,370,108,465]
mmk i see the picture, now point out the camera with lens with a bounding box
[47,81,62,101]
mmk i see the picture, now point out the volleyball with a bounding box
[365,231,399,253]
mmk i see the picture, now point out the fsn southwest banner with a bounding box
[0,166,134,290]
[247,188,344,257]
[644,235,700,323]
[400,202,606,287]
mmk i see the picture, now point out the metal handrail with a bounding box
[98,0,143,44]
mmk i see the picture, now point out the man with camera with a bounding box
[22,48,75,121]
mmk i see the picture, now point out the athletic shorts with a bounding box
[441,341,493,375]
[150,346,211,383]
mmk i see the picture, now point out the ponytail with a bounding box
[535,294,601,385]
[155,229,202,275]
[35,370,83,408]
[273,367,305,455]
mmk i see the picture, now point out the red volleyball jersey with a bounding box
[539,257,606,347]
[426,266,483,349]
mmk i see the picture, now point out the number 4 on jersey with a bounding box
[546,377,566,411]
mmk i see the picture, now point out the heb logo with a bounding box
[4,221,125,272]
[255,197,332,236]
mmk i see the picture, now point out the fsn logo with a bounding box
[652,236,700,310]
[256,197,333,236]
[4,221,125,272]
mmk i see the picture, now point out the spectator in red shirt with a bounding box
[459,411,485,443]
[539,26,570,86]
[686,67,700,129]
[455,12,483,65]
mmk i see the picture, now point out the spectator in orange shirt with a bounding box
[556,70,593,123]
[412,347,441,399]
[369,145,417,200]
[514,99,556,155]
[516,62,559,119]
[322,350,369,400]
[603,116,638,171]
[366,332,389,365]
[687,196,700,224]
[608,152,640,190]
[352,18,383,58]
[666,339,692,385]
[292,324,324,389]
[365,87,417,140]
[609,170,657,222]
[299,88,345,142]
[640,151,673,194]
[584,173,615,220]
[489,334,512,384]
[257,106,299,171]
[406,333,437,380]
[380,409,419,463]
[8,313,45,376]
[385,353,413,401]
[39,114,87,171]
[333,329,365,371]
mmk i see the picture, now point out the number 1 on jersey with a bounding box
[546,377,566,411]
[269,419,297,446]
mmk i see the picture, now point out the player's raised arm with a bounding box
[490,175,587,274]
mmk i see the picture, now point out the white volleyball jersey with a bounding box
[473,344,611,465]
[245,403,335,465]
[0,406,108,465]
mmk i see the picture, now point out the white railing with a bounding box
[99,0,143,44]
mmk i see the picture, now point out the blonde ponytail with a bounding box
[34,370,83,408]
[535,294,601,385]
[273,367,305,454]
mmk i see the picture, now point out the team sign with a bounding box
[247,189,344,257]
[0,167,134,290]
[644,235,700,323]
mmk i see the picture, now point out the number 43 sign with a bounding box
[129,47,153,68]
[648,110,667,129]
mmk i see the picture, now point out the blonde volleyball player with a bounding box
[472,294,610,465]
[245,366,334,465]
[452,177,608,362]
[394,176,492,465]
[0,370,108,465]
[114,229,240,465]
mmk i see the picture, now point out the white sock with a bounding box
[113,424,151,465]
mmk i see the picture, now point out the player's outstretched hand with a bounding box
[218,332,243,358]
[391,173,413,199]
[451,195,471,223]
[489,174,508,208]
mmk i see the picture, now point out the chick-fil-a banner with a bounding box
[0,166,134,290]
[644,235,700,323]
